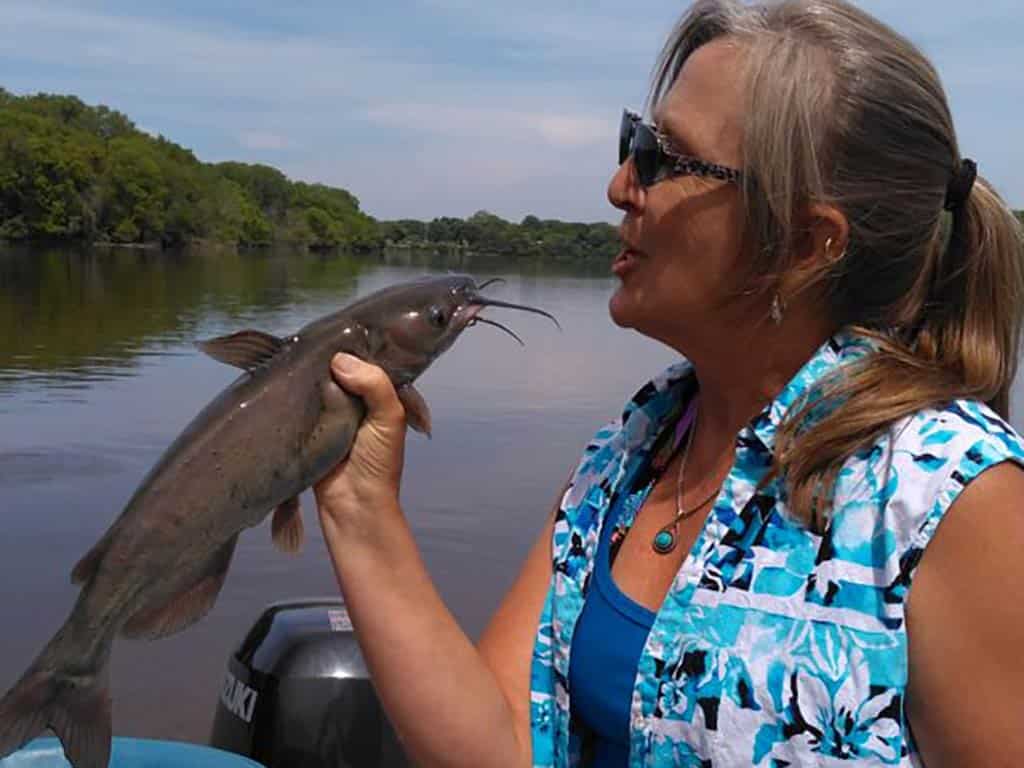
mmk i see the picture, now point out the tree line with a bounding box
[377,212,620,263]
[5,89,1016,262]
[0,89,378,249]
[0,89,620,262]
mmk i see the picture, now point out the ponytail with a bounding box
[911,172,1023,415]
[773,175,1024,528]
[945,176,1024,416]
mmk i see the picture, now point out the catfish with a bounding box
[0,274,557,768]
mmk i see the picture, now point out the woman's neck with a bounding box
[676,302,837,474]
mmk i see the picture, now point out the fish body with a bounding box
[0,274,557,768]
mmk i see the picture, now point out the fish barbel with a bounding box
[0,274,557,768]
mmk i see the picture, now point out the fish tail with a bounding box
[0,634,112,768]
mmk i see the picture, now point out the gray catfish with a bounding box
[0,274,557,768]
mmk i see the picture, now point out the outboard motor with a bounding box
[210,599,409,768]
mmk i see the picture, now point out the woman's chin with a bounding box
[608,289,638,329]
[609,289,674,343]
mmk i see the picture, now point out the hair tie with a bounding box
[943,158,977,211]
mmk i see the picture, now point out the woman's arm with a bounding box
[315,354,556,768]
[907,461,1024,766]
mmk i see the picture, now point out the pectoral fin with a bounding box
[121,535,239,640]
[397,385,432,438]
[271,496,304,554]
[196,330,286,371]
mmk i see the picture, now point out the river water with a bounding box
[0,244,677,743]
[3,245,1023,746]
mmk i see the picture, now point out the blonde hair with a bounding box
[651,0,1024,528]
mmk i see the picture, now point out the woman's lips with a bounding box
[612,248,642,277]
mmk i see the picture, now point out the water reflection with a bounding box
[0,245,367,393]
[0,246,612,398]
[0,244,675,743]
[3,244,1019,745]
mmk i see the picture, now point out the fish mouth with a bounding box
[456,278,561,346]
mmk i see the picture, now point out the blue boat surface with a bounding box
[0,738,264,767]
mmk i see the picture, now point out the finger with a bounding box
[330,354,404,422]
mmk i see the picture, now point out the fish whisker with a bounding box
[471,297,561,330]
[473,316,525,346]
[476,277,507,291]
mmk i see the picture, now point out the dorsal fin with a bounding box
[71,530,114,585]
[196,330,285,371]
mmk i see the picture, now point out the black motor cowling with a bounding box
[209,599,409,768]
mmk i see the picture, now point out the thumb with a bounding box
[330,353,404,423]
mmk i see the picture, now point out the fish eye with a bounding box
[428,305,447,328]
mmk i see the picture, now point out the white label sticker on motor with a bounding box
[327,608,353,632]
[220,670,258,724]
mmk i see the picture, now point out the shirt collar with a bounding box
[618,327,878,461]
[747,327,878,453]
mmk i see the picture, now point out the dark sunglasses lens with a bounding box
[632,124,659,186]
[618,112,633,165]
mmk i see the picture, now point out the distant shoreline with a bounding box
[0,237,615,264]
[0,90,619,264]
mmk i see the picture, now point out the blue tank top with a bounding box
[568,396,697,766]
[568,487,656,766]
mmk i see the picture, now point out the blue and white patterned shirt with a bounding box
[528,329,1024,767]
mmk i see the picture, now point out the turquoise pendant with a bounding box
[652,528,677,554]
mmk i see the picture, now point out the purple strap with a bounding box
[672,394,699,454]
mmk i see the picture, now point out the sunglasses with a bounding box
[619,109,743,188]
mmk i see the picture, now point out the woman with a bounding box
[314,1,1024,765]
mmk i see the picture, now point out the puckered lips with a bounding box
[612,245,644,278]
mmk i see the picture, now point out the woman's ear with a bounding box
[776,203,850,307]
[803,202,850,267]
[784,203,849,285]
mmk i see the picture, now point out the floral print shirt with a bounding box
[528,329,1024,767]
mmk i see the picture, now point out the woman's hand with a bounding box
[309,350,552,768]
[314,353,408,534]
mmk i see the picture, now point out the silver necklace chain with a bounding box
[652,407,722,555]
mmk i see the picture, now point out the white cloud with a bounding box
[82,43,119,61]
[417,0,680,57]
[0,0,646,222]
[238,132,291,151]
[363,104,610,149]
[1,0,1020,220]
[535,115,608,147]
[287,128,618,224]
[0,2,419,106]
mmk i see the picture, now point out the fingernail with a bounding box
[333,353,359,374]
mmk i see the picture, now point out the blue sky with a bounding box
[2,1,1021,222]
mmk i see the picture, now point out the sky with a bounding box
[2,1,1021,223]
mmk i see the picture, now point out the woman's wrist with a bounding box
[317,492,405,554]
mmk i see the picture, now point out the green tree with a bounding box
[0,89,381,248]
[101,136,168,242]
[0,87,630,262]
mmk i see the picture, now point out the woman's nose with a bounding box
[607,159,645,213]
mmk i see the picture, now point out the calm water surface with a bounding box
[0,245,678,743]
[3,245,1023,745]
